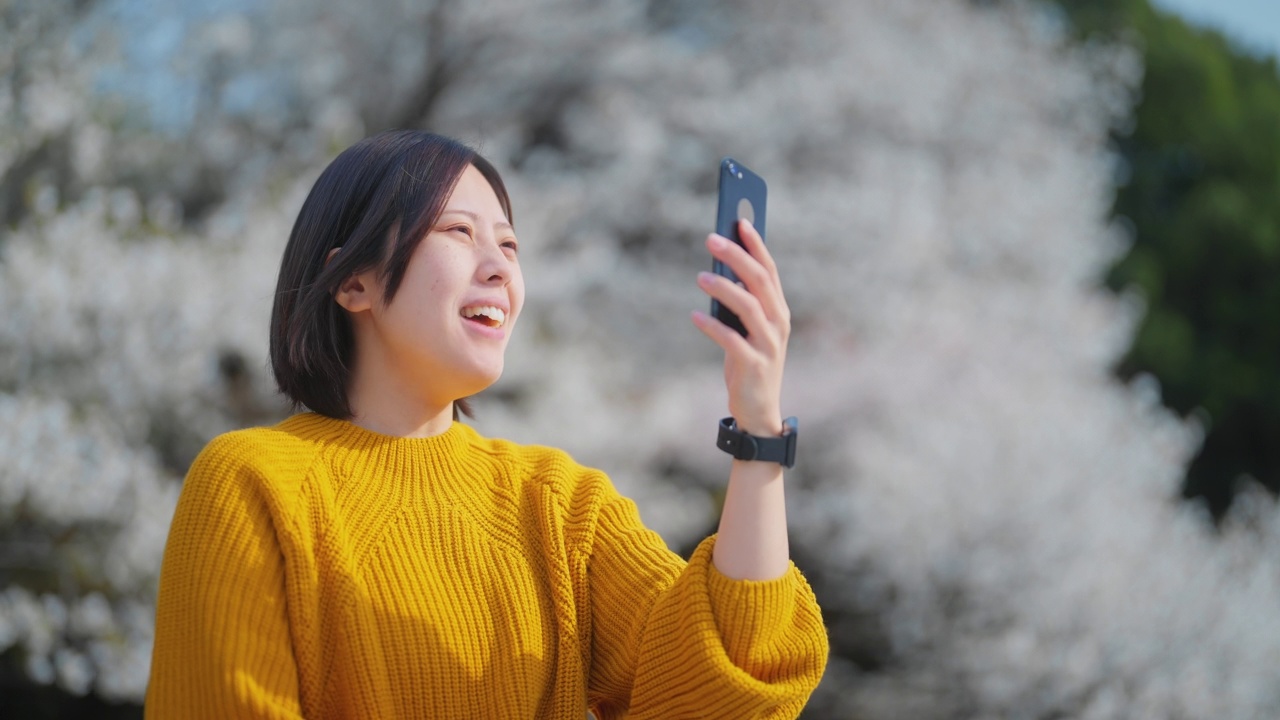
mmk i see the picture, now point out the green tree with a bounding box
[1052,0,1280,518]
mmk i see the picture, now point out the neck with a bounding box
[345,346,458,440]
[349,395,456,439]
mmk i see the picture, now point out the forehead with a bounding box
[441,165,508,221]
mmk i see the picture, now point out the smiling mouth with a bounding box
[460,305,506,328]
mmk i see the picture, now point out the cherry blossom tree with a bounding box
[3,0,1279,715]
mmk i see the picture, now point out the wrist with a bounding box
[727,407,783,435]
[734,417,784,437]
[716,416,798,468]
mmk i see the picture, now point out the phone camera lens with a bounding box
[737,171,743,179]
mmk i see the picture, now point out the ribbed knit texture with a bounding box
[145,413,828,719]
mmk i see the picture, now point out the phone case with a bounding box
[712,157,767,337]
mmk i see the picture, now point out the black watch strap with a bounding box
[716,416,798,468]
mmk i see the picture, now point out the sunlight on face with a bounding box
[368,164,525,404]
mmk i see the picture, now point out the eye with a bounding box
[502,239,519,255]
[447,225,473,237]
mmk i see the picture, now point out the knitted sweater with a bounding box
[146,413,828,718]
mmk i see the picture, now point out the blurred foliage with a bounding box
[2,649,140,720]
[1052,0,1280,518]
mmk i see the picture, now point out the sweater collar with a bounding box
[278,412,487,504]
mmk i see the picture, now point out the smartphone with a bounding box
[711,157,767,337]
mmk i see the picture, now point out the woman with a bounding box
[146,130,827,718]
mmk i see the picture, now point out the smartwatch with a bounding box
[716,416,798,468]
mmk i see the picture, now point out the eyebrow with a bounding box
[439,209,514,233]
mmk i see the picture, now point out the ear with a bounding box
[329,248,378,313]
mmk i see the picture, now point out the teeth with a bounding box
[461,305,506,326]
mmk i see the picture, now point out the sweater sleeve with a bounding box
[581,480,829,719]
[145,434,304,719]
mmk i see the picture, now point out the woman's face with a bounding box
[362,164,524,404]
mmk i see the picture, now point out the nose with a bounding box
[476,237,513,286]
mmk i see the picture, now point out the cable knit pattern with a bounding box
[146,413,828,718]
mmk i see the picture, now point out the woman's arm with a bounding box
[147,434,305,719]
[693,219,793,581]
[581,219,826,718]
[715,458,789,580]
[578,476,826,720]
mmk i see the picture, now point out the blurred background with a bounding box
[2,0,1278,717]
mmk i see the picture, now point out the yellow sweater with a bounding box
[146,413,828,718]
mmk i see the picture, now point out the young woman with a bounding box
[146,130,827,718]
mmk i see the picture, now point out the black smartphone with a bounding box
[711,157,767,337]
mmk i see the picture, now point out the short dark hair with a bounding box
[270,130,513,420]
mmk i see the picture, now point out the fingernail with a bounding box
[697,271,715,285]
[708,234,728,249]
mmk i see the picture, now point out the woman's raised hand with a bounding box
[692,219,791,438]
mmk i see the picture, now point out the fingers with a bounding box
[698,271,767,339]
[691,309,751,355]
[697,271,791,356]
[736,219,782,288]
[707,233,770,298]
[706,223,790,330]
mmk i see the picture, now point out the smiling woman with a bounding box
[267,132,518,423]
[143,130,828,719]
[323,161,525,437]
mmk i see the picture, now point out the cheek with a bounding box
[392,271,450,328]
[512,274,527,315]
[413,250,460,299]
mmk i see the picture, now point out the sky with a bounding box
[1152,0,1280,60]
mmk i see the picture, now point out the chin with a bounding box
[454,363,505,398]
